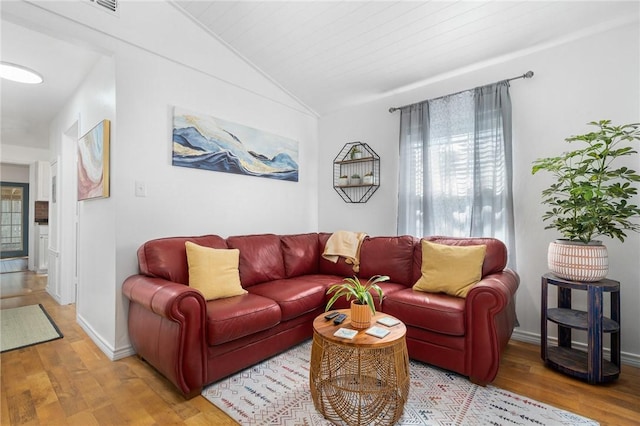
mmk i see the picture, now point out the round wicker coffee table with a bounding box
[309,309,409,426]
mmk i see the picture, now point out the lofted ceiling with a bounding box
[173,1,639,115]
[1,1,638,152]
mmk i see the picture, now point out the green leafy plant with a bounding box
[350,146,362,159]
[325,275,389,315]
[351,173,360,179]
[340,174,348,179]
[531,120,640,243]
[364,171,373,176]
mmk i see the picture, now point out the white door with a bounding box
[47,160,61,301]
[59,121,78,305]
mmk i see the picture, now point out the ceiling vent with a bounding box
[89,0,118,14]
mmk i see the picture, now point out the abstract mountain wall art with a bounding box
[172,107,299,182]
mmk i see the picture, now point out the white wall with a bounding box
[319,23,640,365]
[112,42,319,353]
[49,54,117,351]
[8,1,319,358]
[0,145,49,166]
[0,163,29,181]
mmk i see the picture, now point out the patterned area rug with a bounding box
[203,340,598,426]
[0,304,63,353]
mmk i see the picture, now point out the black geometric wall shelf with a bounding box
[333,142,380,203]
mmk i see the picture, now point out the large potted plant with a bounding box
[531,120,640,281]
[326,275,389,329]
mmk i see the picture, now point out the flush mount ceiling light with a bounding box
[0,61,44,84]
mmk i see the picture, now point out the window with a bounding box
[398,82,516,268]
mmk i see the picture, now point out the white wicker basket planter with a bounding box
[548,239,608,282]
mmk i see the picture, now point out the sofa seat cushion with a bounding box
[383,288,465,336]
[205,293,281,346]
[248,275,332,321]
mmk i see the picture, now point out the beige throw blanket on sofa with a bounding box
[322,231,367,273]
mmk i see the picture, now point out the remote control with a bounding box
[324,312,339,320]
[333,314,347,325]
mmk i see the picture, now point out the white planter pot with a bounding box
[338,177,349,186]
[350,177,361,185]
[548,239,608,282]
[363,175,373,185]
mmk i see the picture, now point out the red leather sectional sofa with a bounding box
[122,233,519,398]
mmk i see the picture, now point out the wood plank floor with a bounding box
[1,271,639,425]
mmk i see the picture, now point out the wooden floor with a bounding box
[1,271,639,425]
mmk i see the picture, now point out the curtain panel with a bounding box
[397,82,516,268]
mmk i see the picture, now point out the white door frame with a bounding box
[58,120,79,305]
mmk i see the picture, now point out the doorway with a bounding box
[47,121,80,306]
[1,182,29,259]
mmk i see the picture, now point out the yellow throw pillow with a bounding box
[413,240,486,298]
[185,241,247,301]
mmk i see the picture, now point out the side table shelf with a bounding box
[541,273,620,384]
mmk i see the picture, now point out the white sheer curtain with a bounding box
[397,81,516,268]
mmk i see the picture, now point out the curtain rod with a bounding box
[388,70,534,113]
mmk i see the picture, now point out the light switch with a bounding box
[135,181,147,197]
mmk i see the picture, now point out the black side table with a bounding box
[541,273,620,383]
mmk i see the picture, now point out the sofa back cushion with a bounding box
[281,233,320,277]
[226,234,286,287]
[359,235,417,286]
[413,240,486,298]
[138,235,228,284]
[317,232,360,277]
[185,242,247,300]
[412,236,507,284]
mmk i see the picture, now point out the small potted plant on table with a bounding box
[326,275,389,329]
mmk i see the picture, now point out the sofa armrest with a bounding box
[465,268,519,385]
[123,275,204,320]
[123,275,207,398]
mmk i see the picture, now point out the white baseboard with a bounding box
[113,345,137,360]
[46,287,61,304]
[76,313,136,361]
[511,329,640,368]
